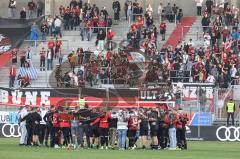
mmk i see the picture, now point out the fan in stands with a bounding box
[0,34,12,54]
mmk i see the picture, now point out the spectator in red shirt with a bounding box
[9,64,16,88]
[107,29,115,50]
[160,20,166,41]
[23,74,30,87]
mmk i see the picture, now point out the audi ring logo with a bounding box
[1,124,21,138]
[216,126,240,142]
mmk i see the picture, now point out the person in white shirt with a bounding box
[195,0,203,16]
[117,109,129,150]
[158,3,163,22]
[18,105,29,145]
[39,104,48,146]
[206,74,216,83]
[47,49,53,70]
[54,16,62,38]
[187,39,194,47]
[230,64,237,84]
[8,0,17,18]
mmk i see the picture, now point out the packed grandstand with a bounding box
[0,0,239,153]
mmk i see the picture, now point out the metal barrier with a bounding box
[23,39,70,53]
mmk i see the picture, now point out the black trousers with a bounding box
[227,113,235,126]
[26,125,33,145]
[39,124,47,144]
[158,126,168,149]
[99,128,109,146]
[82,124,91,148]
[50,125,59,147]
[197,6,202,16]
[62,127,71,146]
[40,59,45,71]
[128,130,136,148]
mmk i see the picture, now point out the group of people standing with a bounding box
[18,104,189,151]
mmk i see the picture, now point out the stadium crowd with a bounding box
[18,104,188,151]
[8,0,44,19]
[8,0,240,89]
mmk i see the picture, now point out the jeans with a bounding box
[71,126,80,146]
[118,129,127,149]
[98,40,105,51]
[42,32,47,41]
[28,10,34,19]
[9,8,16,18]
[169,127,177,149]
[55,27,62,38]
[127,9,132,22]
[80,28,85,40]
[86,30,92,41]
[47,59,53,70]
[9,76,15,88]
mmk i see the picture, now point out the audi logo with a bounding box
[216,126,240,142]
[1,124,21,138]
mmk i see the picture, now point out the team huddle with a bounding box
[18,104,189,151]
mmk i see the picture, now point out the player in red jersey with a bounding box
[91,109,111,149]
[52,107,61,148]
[59,107,72,147]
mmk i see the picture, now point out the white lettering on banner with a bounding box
[40,92,50,105]
[0,112,10,123]
[140,86,213,100]
[140,90,158,100]
[25,92,38,105]
[0,89,51,106]
[11,91,23,105]
[1,90,8,103]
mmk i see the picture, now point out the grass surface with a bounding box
[0,138,240,159]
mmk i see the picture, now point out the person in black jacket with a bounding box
[21,107,41,146]
[205,0,213,15]
[201,14,210,32]
[112,0,121,23]
[20,7,26,20]
[78,105,92,148]
[31,107,42,146]
[97,29,106,51]
[43,105,55,147]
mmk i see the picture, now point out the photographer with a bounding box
[8,0,16,18]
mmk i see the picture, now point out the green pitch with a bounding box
[0,138,239,159]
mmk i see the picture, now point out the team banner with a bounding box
[0,84,215,107]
